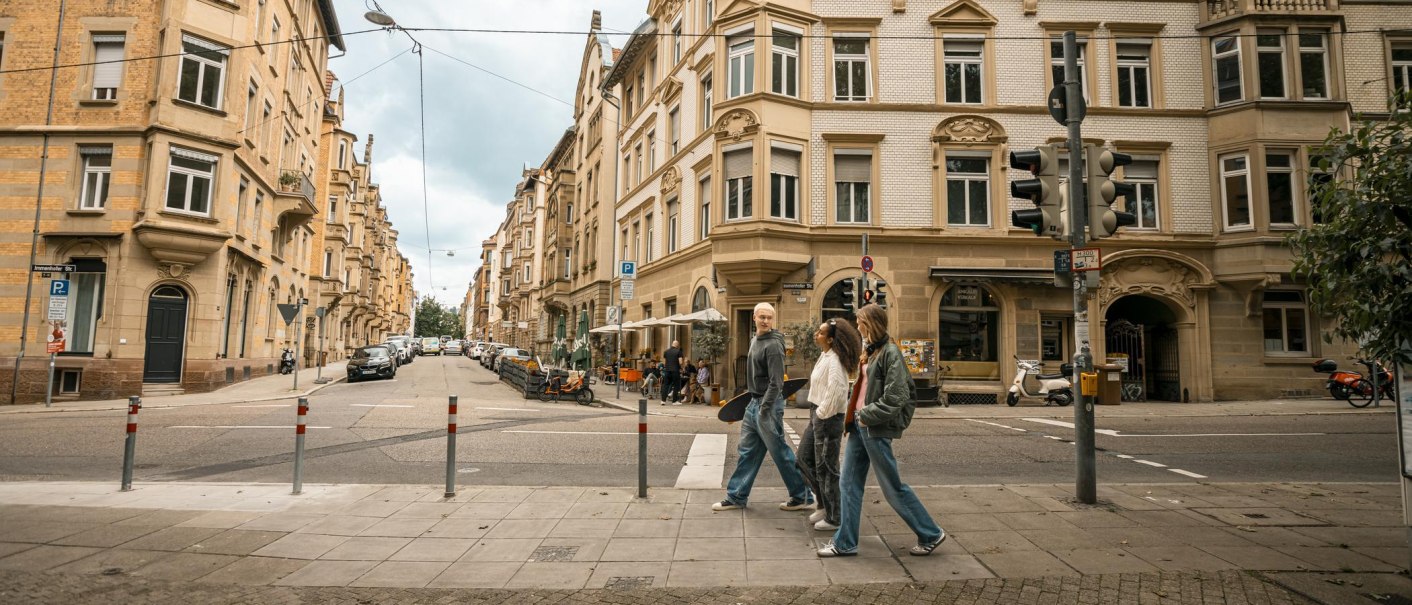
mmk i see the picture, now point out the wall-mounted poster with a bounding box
[899,339,936,376]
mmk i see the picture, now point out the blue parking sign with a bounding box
[619,261,636,277]
[50,280,69,296]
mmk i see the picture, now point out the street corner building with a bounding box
[471,0,1412,403]
[0,0,414,404]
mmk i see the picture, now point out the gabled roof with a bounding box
[315,0,347,51]
[602,18,657,90]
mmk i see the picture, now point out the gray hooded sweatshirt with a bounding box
[746,329,786,405]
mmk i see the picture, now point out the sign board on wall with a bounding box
[899,339,936,376]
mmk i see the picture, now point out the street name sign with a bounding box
[32,264,75,273]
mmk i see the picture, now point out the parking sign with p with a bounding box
[50,280,69,296]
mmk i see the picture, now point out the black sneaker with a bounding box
[779,497,811,511]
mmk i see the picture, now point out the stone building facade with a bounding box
[0,0,412,403]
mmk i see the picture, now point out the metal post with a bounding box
[120,395,140,491]
[44,353,55,408]
[616,310,623,401]
[1064,31,1097,505]
[445,395,458,498]
[292,302,304,391]
[314,308,328,384]
[10,1,66,406]
[292,397,309,494]
[637,398,648,498]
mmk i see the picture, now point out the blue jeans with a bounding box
[723,397,811,506]
[831,425,942,553]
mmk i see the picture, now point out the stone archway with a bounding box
[1097,252,1215,402]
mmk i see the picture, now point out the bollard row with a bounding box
[292,397,309,495]
[445,395,458,498]
[120,396,141,491]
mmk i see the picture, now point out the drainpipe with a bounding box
[601,89,622,400]
[12,1,67,405]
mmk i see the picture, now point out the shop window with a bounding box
[939,285,999,379]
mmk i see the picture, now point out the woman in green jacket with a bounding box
[818,303,945,557]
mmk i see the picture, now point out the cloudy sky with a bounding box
[329,0,650,307]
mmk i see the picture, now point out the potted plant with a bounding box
[278,171,301,192]
[692,321,729,404]
[782,320,822,408]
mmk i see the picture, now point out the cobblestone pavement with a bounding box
[0,569,1318,605]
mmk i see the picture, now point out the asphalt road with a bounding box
[0,354,1396,489]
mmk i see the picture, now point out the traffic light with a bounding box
[1009,144,1063,239]
[872,279,888,308]
[1086,144,1138,239]
[840,278,858,313]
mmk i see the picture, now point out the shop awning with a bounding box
[930,266,1053,285]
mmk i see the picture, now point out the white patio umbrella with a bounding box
[676,308,727,322]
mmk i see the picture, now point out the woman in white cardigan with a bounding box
[796,317,863,531]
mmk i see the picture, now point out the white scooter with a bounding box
[1006,357,1073,407]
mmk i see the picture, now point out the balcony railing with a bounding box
[1207,0,1333,19]
[278,169,316,203]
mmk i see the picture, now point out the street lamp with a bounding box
[363,10,396,27]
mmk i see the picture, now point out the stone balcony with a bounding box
[1205,0,1337,21]
[273,169,318,222]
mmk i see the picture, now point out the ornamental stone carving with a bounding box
[714,109,760,142]
[1097,256,1202,310]
[660,165,682,195]
[660,77,682,101]
[157,262,191,281]
[933,116,1007,144]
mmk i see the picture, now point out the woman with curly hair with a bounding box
[797,317,862,531]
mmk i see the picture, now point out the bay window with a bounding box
[724,148,752,220]
[1213,35,1242,105]
[727,32,754,98]
[771,28,800,98]
[165,147,217,215]
[1220,154,1251,229]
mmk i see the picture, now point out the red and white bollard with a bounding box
[445,395,458,498]
[120,395,141,491]
[638,398,648,499]
[292,397,309,495]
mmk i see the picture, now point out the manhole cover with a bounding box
[605,576,654,590]
[528,545,578,562]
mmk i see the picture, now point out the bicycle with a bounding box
[539,371,596,405]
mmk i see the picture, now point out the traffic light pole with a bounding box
[1063,31,1097,505]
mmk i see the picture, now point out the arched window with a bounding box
[265,288,278,337]
[821,278,857,323]
[938,285,1000,379]
[691,286,710,312]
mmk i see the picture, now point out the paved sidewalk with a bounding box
[0,480,1403,600]
[0,360,349,415]
[595,388,1395,420]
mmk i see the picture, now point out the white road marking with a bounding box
[350,404,413,408]
[480,407,541,412]
[1116,454,1134,459]
[232,404,291,408]
[168,425,331,429]
[1045,435,1064,440]
[1021,418,1120,436]
[1020,418,1322,438]
[675,433,729,489]
[782,421,801,446]
[966,419,1027,432]
[1169,469,1208,479]
[1134,459,1168,468]
[500,430,699,436]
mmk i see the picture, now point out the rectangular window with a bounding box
[522,261,531,282]
[338,140,347,169]
[1308,153,1333,224]
[237,177,249,233]
[833,37,870,102]
[165,148,216,215]
[834,150,871,223]
[647,133,657,174]
[634,143,644,184]
[945,156,989,226]
[326,196,337,223]
[728,33,755,98]
[724,148,752,220]
[942,39,983,104]
[79,147,112,210]
[667,199,680,253]
[769,147,800,220]
[623,154,631,192]
[621,228,629,263]
[698,176,712,239]
[1393,42,1412,96]
[668,106,680,155]
[771,29,799,97]
[1257,30,1287,99]
[1299,31,1329,99]
[701,73,714,131]
[1049,37,1087,100]
[1115,40,1151,108]
[65,265,105,354]
[704,0,714,28]
[253,191,264,239]
[177,36,229,109]
[243,81,257,134]
[1221,153,1251,229]
[323,251,333,277]
[92,34,125,100]
[645,213,655,262]
[1266,152,1297,226]
[564,248,572,278]
[261,100,273,149]
[1123,159,1160,230]
[1213,35,1242,104]
[1262,291,1308,354]
[632,222,641,261]
[502,280,511,295]
[566,202,574,224]
[672,21,683,64]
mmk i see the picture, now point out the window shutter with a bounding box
[170,146,219,163]
[724,148,752,179]
[770,149,800,177]
[1125,159,1158,180]
[182,34,230,56]
[79,145,113,156]
[93,40,124,90]
[834,152,871,182]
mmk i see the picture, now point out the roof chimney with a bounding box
[591,10,601,31]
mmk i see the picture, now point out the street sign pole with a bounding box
[1064,31,1097,505]
[314,307,329,384]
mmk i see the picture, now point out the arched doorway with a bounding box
[143,285,189,383]
[1104,295,1181,401]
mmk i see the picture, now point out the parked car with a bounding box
[481,344,507,369]
[419,337,442,356]
[347,345,397,382]
[471,342,499,360]
[385,336,414,364]
[492,347,533,371]
[443,340,464,356]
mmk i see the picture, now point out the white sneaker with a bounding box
[808,510,826,524]
[814,519,839,531]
